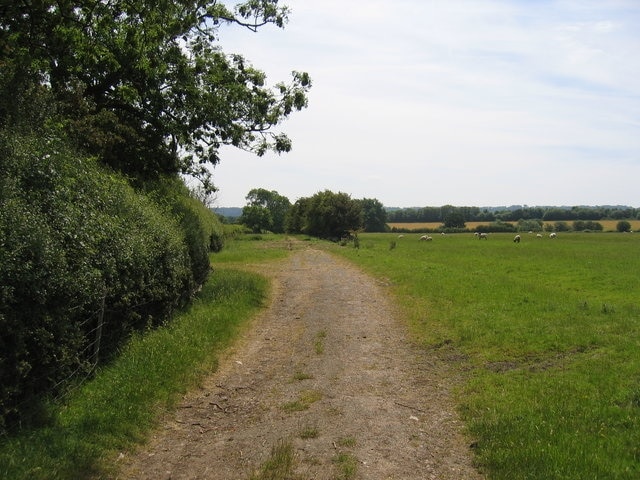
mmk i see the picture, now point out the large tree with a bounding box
[0,1,311,191]
[442,212,466,229]
[285,196,309,233]
[303,190,363,240]
[239,204,272,233]
[244,187,291,233]
[359,198,387,232]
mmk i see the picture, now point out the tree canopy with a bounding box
[244,187,291,233]
[0,1,311,191]
[442,211,466,229]
[358,198,388,232]
[240,204,273,233]
[287,190,363,239]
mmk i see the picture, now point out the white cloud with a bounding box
[212,0,640,208]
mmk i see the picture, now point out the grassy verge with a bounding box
[0,266,269,480]
[213,233,313,266]
[332,232,640,479]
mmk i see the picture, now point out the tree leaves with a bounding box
[290,191,364,239]
[1,1,311,192]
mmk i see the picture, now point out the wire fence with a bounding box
[1,301,103,434]
[2,282,191,434]
[0,289,147,434]
[50,295,105,401]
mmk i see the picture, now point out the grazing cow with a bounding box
[513,234,521,243]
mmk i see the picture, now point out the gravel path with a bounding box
[117,246,483,479]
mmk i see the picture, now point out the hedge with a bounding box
[0,131,221,432]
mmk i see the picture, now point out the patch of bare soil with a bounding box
[117,246,483,479]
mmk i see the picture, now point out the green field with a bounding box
[2,232,638,479]
[331,232,640,479]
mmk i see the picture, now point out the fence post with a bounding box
[91,291,106,369]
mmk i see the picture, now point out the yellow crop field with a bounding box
[387,220,640,231]
[388,221,491,230]
[596,219,640,231]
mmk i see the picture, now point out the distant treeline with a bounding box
[386,205,639,223]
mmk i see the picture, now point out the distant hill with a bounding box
[213,207,242,218]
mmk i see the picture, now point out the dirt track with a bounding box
[117,246,483,479]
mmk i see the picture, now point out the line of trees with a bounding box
[236,195,640,236]
[233,197,639,236]
[237,189,388,238]
[387,205,639,223]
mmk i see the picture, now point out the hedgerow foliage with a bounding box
[143,176,226,285]
[0,131,221,431]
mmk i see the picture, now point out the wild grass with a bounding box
[282,390,323,413]
[299,424,320,439]
[248,439,295,480]
[337,436,357,448]
[332,232,640,479]
[292,371,314,381]
[333,452,358,479]
[0,267,269,480]
[315,329,327,354]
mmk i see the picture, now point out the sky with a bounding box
[211,0,640,208]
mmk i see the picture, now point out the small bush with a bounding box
[616,220,631,233]
[553,221,571,232]
[475,222,516,233]
[517,218,543,232]
[573,220,603,231]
